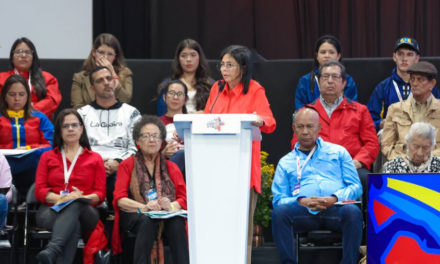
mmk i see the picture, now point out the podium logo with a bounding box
[206,117,225,131]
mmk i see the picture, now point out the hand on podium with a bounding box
[251,112,264,127]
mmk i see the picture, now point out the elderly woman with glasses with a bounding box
[204,45,276,264]
[383,122,440,173]
[0,37,61,120]
[112,115,188,264]
[71,33,133,109]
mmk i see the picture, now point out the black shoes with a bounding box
[36,247,57,264]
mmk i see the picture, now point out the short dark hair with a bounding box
[132,115,167,147]
[53,108,91,149]
[318,60,347,81]
[0,75,33,120]
[220,45,252,94]
[89,66,111,84]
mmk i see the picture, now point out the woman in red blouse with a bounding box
[204,45,276,264]
[0,37,61,120]
[112,115,188,264]
[35,109,107,264]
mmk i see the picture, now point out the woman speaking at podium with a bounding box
[204,45,276,264]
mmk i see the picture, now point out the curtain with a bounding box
[93,0,440,59]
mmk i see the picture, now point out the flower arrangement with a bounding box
[254,151,275,228]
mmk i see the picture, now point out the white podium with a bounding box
[174,114,261,264]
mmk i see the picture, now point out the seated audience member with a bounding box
[156,39,213,116]
[0,153,12,229]
[0,37,61,120]
[35,109,107,264]
[0,75,53,198]
[160,80,187,175]
[367,37,440,132]
[295,34,358,110]
[78,66,140,212]
[112,115,188,264]
[71,33,133,109]
[272,108,362,264]
[382,61,440,161]
[291,60,379,204]
[383,122,440,173]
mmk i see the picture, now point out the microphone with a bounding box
[209,80,225,113]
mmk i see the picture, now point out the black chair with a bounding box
[0,185,18,264]
[295,230,343,263]
[294,202,363,263]
[23,183,52,263]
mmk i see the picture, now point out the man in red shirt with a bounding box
[291,60,379,204]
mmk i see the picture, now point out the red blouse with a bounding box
[204,80,276,193]
[35,147,106,205]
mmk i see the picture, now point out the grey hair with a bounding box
[318,60,347,81]
[405,122,436,148]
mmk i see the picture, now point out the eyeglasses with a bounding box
[319,74,342,81]
[13,49,33,57]
[96,49,116,57]
[62,123,82,129]
[139,133,161,141]
[217,62,237,70]
[167,90,185,98]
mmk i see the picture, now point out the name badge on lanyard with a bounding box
[147,189,157,201]
[392,80,404,102]
[61,147,83,196]
[293,146,316,195]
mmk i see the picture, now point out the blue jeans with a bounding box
[272,202,362,264]
[0,194,8,229]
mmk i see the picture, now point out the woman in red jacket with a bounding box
[113,115,188,264]
[0,37,61,120]
[204,45,276,264]
[35,109,107,264]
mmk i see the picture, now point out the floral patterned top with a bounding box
[382,156,440,173]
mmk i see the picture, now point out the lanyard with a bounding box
[296,146,317,182]
[392,80,404,102]
[146,164,156,190]
[314,75,320,90]
[61,147,83,190]
[14,68,32,91]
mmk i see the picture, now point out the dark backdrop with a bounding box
[93,0,440,59]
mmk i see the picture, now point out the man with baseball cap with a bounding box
[382,61,440,161]
[367,37,440,132]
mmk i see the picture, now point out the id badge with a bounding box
[293,183,300,195]
[60,190,69,197]
[147,189,157,201]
